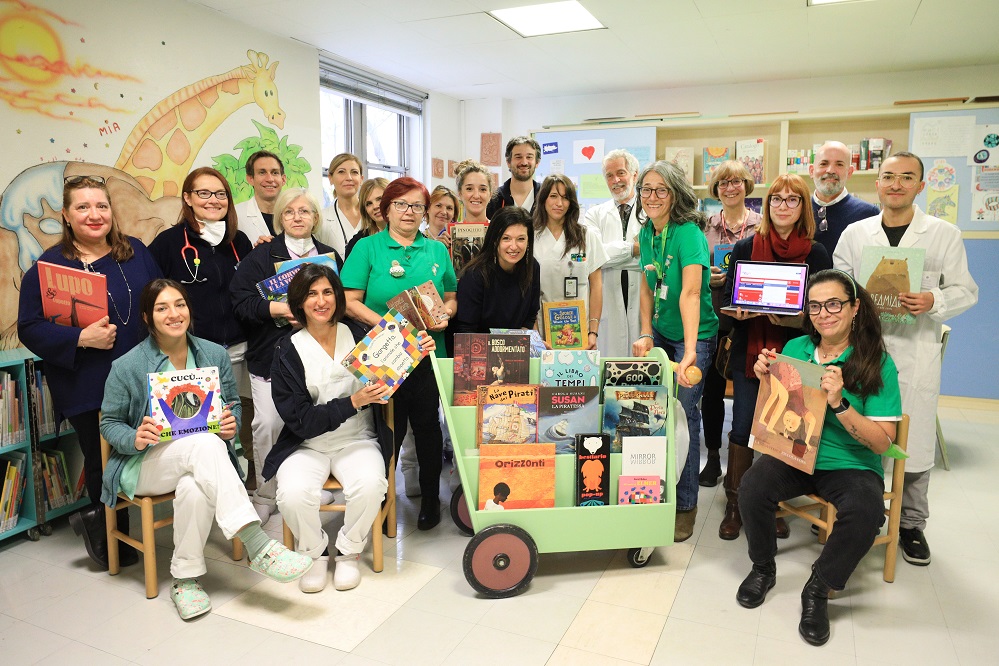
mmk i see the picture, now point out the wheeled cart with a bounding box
[432,348,677,598]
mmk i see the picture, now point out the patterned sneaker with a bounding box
[333,553,361,591]
[249,540,314,582]
[171,578,211,620]
[899,527,931,565]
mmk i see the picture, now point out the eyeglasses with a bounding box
[806,298,848,315]
[817,206,828,232]
[390,200,428,215]
[189,189,229,201]
[639,187,670,199]
[717,178,744,190]
[282,207,314,219]
[878,173,920,188]
[64,175,107,185]
[769,195,802,209]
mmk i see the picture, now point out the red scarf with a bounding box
[744,228,813,377]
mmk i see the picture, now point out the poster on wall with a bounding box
[970,125,999,167]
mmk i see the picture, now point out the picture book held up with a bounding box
[858,246,926,326]
[148,367,223,444]
[341,310,426,395]
[541,300,587,349]
[38,262,108,328]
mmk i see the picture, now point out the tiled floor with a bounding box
[1,402,996,665]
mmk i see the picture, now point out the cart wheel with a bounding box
[26,527,42,542]
[39,523,54,536]
[450,487,474,536]
[463,524,538,598]
[628,547,654,568]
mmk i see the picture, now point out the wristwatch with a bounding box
[831,397,851,415]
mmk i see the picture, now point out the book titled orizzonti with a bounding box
[148,367,223,443]
[341,310,426,395]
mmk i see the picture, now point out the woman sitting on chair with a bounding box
[268,263,433,592]
[100,279,313,620]
[736,269,902,647]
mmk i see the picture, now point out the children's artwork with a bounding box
[750,354,826,474]
[148,367,223,443]
[602,386,670,453]
[341,310,426,395]
[858,246,926,325]
[971,166,999,222]
[927,186,959,223]
[480,132,502,167]
[478,443,556,510]
[540,349,600,387]
[926,159,958,192]
[37,262,108,328]
[573,138,604,165]
[618,476,661,505]
[574,433,611,506]
[970,124,999,167]
[539,386,600,454]
[541,300,587,349]
[476,384,539,447]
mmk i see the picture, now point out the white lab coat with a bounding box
[583,197,643,356]
[318,199,361,260]
[235,197,271,246]
[833,206,979,472]
[534,224,608,327]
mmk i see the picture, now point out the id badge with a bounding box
[658,283,668,300]
[564,276,578,299]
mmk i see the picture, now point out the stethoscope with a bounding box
[181,227,241,284]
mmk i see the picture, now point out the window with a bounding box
[318,56,426,205]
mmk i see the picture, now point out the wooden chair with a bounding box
[777,415,909,583]
[282,401,397,573]
[100,435,243,599]
[936,325,951,470]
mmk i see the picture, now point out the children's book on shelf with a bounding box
[485,333,531,387]
[602,360,664,389]
[476,384,539,447]
[621,435,667,487]
[274,252,340,274]
[342,310,427,396]
[148,366,223,444]
[449,222,488,276]
[539,386,600,454]
[37,261,108,328]
[735,138,766,184]
[541,300,587,349]
[540,349,600,387]
[603,385,670,452]
[574,433,611,506]
[858,246,926,326]
[618,476,661,504]
[453,333,489,406]
[664,147,695,184]
[702,146,730,184]
[478,443,556,510]
[699,197,722,218]
[0,451,28,532]
[713,243,734,272]
[749,353,827,474]
[386,280,448,330]
[868,138,893,171]
[0,371,26,446]
[490,328,546,357]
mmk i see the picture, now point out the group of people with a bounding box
[16,136,978,641]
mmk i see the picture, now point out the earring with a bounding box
[851,317,856,330]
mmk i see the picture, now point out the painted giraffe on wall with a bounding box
[115,49,284,199]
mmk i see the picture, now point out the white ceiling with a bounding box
[192,0,999,100]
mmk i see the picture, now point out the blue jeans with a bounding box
[653,333,716,512]
[730,366,760,447]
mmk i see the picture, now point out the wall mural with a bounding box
[0,1,316,349]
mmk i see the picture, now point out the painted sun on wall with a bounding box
[0,1,313,349]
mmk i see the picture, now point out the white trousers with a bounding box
[275,441,387,558]
[133,433,259,579]
[249,374,283,505]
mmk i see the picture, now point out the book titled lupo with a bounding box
[342,310,426,395]
[148,367,223,443]
[37,261,108,328]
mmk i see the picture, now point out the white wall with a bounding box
[425,92,462,190]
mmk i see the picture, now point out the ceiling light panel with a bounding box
[489,1,605,37]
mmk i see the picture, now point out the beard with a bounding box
[813,175,844,199]
[511,167,535,182]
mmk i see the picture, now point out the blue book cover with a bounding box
[540,349,600,387]
[274,252,340,274]
[713,243,734,272]
[602,385,670,453]
[538,386,601,454]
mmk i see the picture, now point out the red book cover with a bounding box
[453,333,489,406]
[38,262,108,328]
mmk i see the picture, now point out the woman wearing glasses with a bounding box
[700,162,762,487]
[631,161,716,542]
[425,185,459,248]
[319,153,365,259]
[341,177,457,529]
[720,174,831,540]
[533,174,607,350]
[18,175,162,570]
[230,188,341,524]
[344,178,390,260]
[737,269,901,646]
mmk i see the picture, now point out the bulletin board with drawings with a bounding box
[532,127,657,216]
[909,107,999,233]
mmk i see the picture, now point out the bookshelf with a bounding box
[0,349,38,543]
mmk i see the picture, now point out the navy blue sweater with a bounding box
[812,194,879,255]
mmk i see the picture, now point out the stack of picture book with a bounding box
[453,332,533,406]
[40,449,78,510]
[386,280,449,330]
[0,371,25,447]
[0,451,28,533]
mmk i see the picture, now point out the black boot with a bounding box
[417,496,440,531]
[115,508,139,568]
[69,504,109,570]
[736,560,776,608]
[799,570,831,646]
[698,450,721,487]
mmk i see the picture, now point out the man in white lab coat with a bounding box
[235,150,286,246]
[834,152,978,566]
[583,149,643,357]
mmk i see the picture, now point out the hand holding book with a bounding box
[134,416,160,451]
[78,316,117,350]
[351,382,392,409]
[219,402,237,440]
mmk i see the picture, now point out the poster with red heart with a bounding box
[572,138,604,165]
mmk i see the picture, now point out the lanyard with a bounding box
[720,210,749,243]
[646,224,671,321]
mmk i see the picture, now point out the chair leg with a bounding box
[936,416,950,471]
[106,502,121,575]
[372,511,384,573]
[386,460,397,539]
[140,498,159,599]
[282,519,295,550]
[819,505,837,544]
[231,537,243,562]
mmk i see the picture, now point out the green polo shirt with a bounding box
[638,220,718,341]
[340,229,457,351]
[781,336,902,477]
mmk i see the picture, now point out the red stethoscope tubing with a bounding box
[181,227,241,284]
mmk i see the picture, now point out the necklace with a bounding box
[82,257,132,326]
[818,342,847,361]
[720,208,749,242]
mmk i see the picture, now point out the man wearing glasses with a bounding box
[833,152,979,567]
[810,141,879,254]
